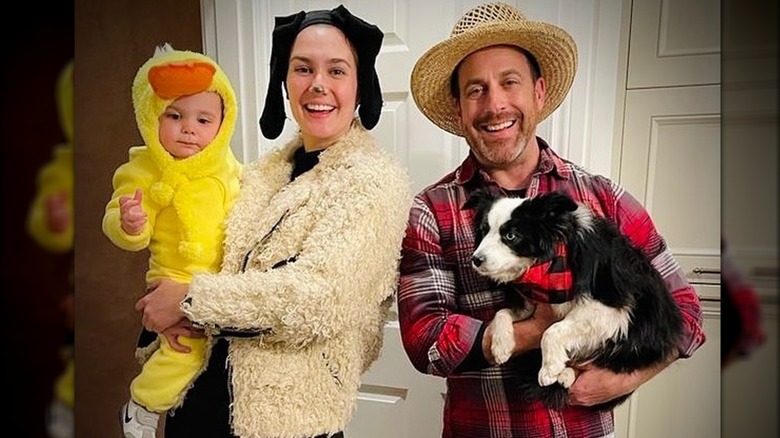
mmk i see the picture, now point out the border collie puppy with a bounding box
[463,189,683,410]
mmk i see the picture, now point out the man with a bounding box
[397,2,706,437]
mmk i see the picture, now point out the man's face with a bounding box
[455,45,546,169]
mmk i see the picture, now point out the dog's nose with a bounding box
[471,254,484,267]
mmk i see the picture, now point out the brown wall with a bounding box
[74,1,202,436]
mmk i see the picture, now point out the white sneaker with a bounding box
[46,400,74,438]
[120,399,160,438]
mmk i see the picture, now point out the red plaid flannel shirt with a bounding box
[398,139,706,438]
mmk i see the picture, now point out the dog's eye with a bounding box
[503,231,518,242]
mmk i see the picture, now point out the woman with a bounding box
[135,6,412,438]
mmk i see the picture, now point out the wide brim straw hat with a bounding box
[410,2,577,137]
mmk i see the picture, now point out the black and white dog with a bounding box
[463,189,683,410]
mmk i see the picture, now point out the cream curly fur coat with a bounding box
[182,121,412,438]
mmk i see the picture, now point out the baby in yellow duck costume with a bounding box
[102,44,241,438]
[28,59,75,438]
[27,60,74,253]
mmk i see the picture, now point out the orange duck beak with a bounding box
[148,60,216,99]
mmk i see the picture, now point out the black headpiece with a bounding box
[259,5,384,139]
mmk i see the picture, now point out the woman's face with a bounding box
[286,24,359,151]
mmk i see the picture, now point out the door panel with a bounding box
[346,322,446,437]
[620,85,721,292]
[627,0,720,88]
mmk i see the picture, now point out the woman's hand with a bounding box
[162,318,206,353]
[135,278,190,333]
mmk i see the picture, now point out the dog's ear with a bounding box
[462,188,495,211]
[464,189,494,243]
[539,191,578,216]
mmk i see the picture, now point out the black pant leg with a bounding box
[164,338,235,438]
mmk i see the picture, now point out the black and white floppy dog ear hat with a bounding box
[259,4,384,140]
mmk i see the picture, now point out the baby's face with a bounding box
[158,91,223,159]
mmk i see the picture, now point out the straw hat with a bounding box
[410,2,577,137]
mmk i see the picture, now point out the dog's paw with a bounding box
[491,332,514,365]
[557,367,576,388]
[489,309,516,365]
[538,364,565,387]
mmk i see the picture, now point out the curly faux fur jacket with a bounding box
[181,121,412,438]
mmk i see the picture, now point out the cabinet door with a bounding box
[627,0,720,88]
[619,85,721,294]
[630,297,721,438]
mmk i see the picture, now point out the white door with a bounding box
[200,1,626,436]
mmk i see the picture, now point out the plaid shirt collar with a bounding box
[514,242,574,304]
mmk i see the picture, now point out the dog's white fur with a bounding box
[474,197,631,388]
[472,197,534,283]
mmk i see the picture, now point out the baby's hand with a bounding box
[119,189,147,235]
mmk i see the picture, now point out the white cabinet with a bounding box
[618,0,722,286]
[614,0,723,436]
[619,84,721,290]
[614,296,721,438]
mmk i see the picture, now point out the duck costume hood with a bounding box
[132,43,241,261]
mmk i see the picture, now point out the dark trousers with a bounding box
[162,337,344,438]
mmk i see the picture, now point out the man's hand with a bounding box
[483,302,561,364]
[566,363,640,406]
[568,352,678,406]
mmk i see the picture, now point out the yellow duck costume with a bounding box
[102,44,241,412]
[27,60,74,253]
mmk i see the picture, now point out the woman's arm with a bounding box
[183,162,412,347]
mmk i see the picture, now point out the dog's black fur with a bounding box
[463,189,684,410]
